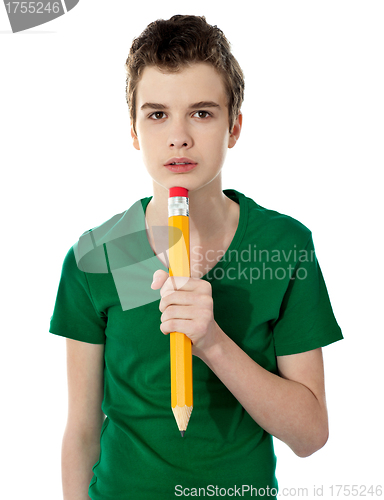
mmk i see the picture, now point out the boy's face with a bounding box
[131,62,241,194]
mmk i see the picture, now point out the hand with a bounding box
[151,269,222,358]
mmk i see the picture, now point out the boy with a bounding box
[50,15,343,500]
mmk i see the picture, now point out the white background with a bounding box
[1,1,383,498]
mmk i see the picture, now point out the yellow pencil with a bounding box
[168,187,193,436]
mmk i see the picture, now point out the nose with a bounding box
[168,119,193,149]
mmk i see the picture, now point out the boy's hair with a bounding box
[125,15,245,135]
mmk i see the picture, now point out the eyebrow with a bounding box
[140,101,221,111]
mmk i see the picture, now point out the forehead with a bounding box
[136,63,227,107]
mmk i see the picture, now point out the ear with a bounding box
[131,122,140,151]
[228,112,242,149]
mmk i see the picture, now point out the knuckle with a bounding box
[200,295,213,308]
[203,280,212,292]
[202,308,212,320]
[166,305,175,316]
[206,295,213,306]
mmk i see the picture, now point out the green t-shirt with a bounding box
[49,189,343,499]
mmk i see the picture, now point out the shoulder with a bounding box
[79,197,149,246]
[71,196,150,274]
[241,191,312,249]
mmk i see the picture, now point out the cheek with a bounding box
[136,128,160,164]
[209,128,230,164]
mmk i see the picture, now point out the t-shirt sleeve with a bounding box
[49,245,107,344]
[271,235,343,356]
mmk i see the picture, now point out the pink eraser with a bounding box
[169,187,189,198]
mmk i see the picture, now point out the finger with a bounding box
[161,305,198,323]
[160,319,194,336]
[151,269,169,289]
[159,290,197,312]
[160,276,196,298]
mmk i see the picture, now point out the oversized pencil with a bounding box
[168,187,193,436]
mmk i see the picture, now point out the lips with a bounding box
[164,157,198,173]
[164,157,197,167]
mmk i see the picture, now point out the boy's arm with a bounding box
[153,270,329,458]
[62,339,105,500]
[196,333,328,458]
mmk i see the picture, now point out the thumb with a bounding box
[151,269,169,289]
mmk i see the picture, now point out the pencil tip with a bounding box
[180,431,185,437]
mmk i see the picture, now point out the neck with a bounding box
[146,176,234,242]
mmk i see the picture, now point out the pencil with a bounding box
[168,187,193,436]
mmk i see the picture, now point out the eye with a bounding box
[149,111,166,120]
[193,110,211,119]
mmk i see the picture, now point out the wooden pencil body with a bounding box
[168,213,193,432]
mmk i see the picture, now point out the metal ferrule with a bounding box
[168,196,189,217]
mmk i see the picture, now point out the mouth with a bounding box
[164,157,198,173]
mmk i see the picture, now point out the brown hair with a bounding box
[125,15,245,135]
